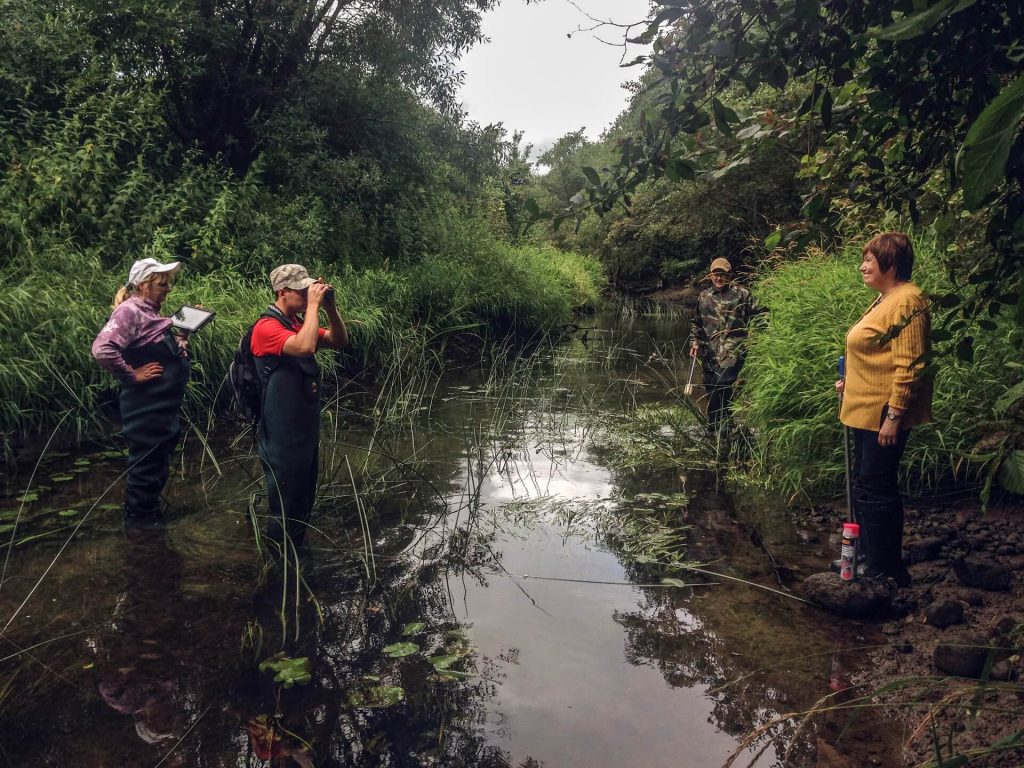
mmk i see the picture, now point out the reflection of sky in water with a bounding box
[445,426,773,768]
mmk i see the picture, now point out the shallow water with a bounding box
[0,309,898,767]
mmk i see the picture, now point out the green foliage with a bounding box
[738,233,1023,498]
[0,242,602,439]
[569,0,1023,330]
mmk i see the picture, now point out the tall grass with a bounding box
[737,234,1022,499]
[0,242,603,444]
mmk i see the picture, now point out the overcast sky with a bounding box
[457,0,653,155]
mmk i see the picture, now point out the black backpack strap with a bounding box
[252,306,297,431]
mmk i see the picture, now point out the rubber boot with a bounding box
[859,499,911,588]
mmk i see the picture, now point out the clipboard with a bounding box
[170,305,215,333]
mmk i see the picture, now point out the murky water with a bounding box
[0,309,898,767]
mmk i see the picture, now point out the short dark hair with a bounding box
[864,232,914,281]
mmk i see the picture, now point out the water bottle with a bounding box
[839,522,860,581]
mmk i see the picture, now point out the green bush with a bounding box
[737,235,1022,500]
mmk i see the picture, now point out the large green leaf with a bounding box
[998,450,1024,494]
[994,380,1024,417]
[958,73,1024,210]
[873,0,976,41]
[382,642,419,658]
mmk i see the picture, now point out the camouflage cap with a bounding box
[270,264,316,292]
[709,257,732,274]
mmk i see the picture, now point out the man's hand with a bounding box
[689,343,699,359]
[133,362,163,383]
[835,379,844,398]
[307,280,330,311]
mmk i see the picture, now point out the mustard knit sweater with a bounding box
[840,281,933,431]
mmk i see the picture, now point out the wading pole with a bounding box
[684,353,698,396]
[838,356,853,523]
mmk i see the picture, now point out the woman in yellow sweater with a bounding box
[835,232,932,587]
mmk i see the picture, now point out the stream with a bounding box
[0,307,900,767]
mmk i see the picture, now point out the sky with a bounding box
[456,0,653,156]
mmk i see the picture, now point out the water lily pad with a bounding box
[73,458,91,467]
[101,450,127,459]
[382,642,419,658]
[16,492,38,503]
[401,621,426,636]
[348,685,405,708]
[57,509,80,518]
[98,503,121,511]
[258,654,311,688]
[49,474,75,483]
[0,524,16,534]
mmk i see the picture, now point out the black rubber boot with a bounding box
[858,498,911,588]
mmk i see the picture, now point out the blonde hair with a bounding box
[113,274,172,309]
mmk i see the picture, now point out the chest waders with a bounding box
[119,331,191,522]
[256,330,322,549]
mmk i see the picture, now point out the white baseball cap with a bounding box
[128,258,181,288]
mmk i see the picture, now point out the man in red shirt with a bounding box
[251,263,349,549]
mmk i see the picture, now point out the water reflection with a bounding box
[0,309,898,767]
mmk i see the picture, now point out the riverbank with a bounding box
[788,496,1024,767]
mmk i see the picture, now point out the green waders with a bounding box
[119,331,191,522]
[257,351,321,549]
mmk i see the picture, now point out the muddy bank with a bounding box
[789,498,1024,767]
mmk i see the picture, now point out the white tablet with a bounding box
[171,305,216,333]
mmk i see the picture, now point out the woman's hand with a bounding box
[133,362,163,383]
[835,379,844,398]
[877,417,901,447]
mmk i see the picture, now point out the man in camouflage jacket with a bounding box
[689,257,763,435]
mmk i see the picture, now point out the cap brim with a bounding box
[153,262,182,279]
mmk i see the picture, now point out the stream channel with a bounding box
[0,307,901,767]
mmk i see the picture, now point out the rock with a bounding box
[990,660,1014,681]
[905,536,943,563]
[934,632,991,678]
[993,616,1019,638]
[803,572,894,617]
[889,591,918,619]
[924,599,964,629]
[997,545,1015,556]
[1006,555,1024,572]
[953,557,1012,591]
[895,641,914,654]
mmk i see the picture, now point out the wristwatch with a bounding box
[886,410,902,421]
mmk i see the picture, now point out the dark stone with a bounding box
[888,591,918,619]
[924,599,964,629]
[993,616,1020,638]
[933,632,992,678]
[895,641,914,654]
[803,572,894,617]
[905,536,944,563]
[990,660,1014,681]
[953,558,1012,591]
[997,545,1015,556]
